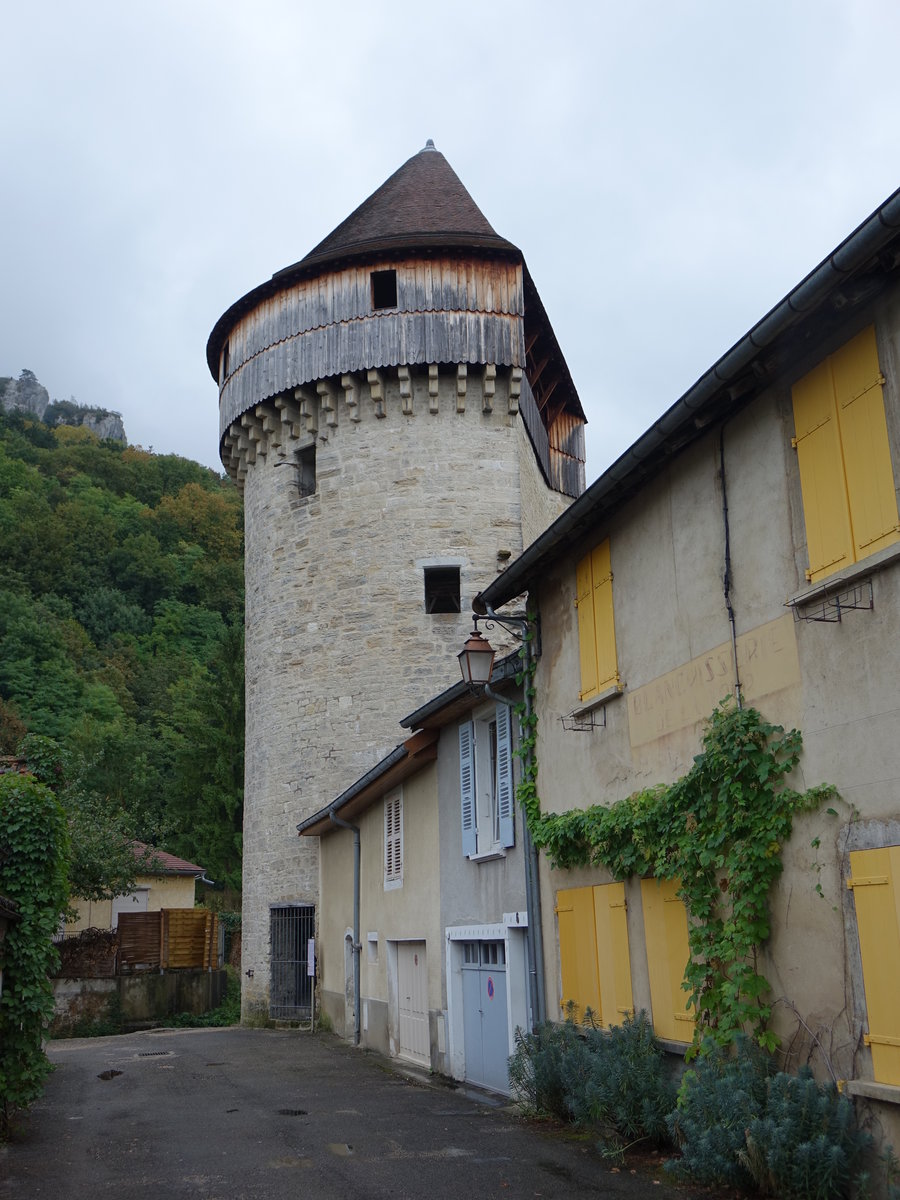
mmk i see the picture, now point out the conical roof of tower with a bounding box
[207,143,522,377]
[293,140,520,272]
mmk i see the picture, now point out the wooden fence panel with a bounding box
[117,912,162,970]
[118,910,219,972]
[161,909,218,970]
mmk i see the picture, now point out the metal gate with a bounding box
[269,904,314,1019]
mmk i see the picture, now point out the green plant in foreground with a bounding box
[508,1013,675,1159]
[669,1042,870,1198]
[0,771,69,1136]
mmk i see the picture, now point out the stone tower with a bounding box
[207,141,586,1020]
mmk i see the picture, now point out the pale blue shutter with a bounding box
[459,721,477,857]
[496,706,515,848]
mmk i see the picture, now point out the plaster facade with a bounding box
[475,217,900,1151]
[67,873,199,932]
[308,680,530,1090]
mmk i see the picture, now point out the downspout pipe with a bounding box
[482,608,548,1029]
[328,810,361,1047]
[719,427,743,710]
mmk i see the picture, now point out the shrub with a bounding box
[669,1041,870,1198]
[574,1013,676,1154]
[741,1070,870,1199]
[509,1013,675,1158]
[508,1020,580,1120]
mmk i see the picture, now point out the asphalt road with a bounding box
[1,1026,708,1199]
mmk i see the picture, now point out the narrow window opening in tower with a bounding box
[371,269,398,310]
[221,340,230,384]
[424,566,461,614]
[297,444,316,498]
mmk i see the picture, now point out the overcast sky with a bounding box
[3,1,900,481]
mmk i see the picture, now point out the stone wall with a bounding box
[239,363,564,1019]
[51,969,228,1034]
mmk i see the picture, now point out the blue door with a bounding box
[461,941,509,1093]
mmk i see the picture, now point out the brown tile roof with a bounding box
[294,140,520,272]
[132,842,205,876]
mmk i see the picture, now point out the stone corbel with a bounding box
[256,403,283,451]
[241,412,266,458]
[508,367,523,415]
[367,369,386,419]
[295,386,319,436]
[237,426,256,465]
[317,379,339,430]
[274,396,303,441]
[483,364,496,414]
[341,374,361,423]
[456,364,467,413]
[398,366,413,415]
[428,364,440,414]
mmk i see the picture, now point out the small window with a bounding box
[424,566,460,613]
[371,269,398,310]
[221,340,230,385]
[459,706,514,857]
[297,444,316,498]
[384,790,403,890]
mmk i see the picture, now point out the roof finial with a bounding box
[423,138,436,152]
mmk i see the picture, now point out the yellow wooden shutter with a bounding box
[640,877,694,1042]
[792,358,854,581]
[591,540,619,692]
[593,882,633,1027]
[556,886,602,1023]
[848,846,900,1086]
[831,327,900,560]
[575,552,599,701]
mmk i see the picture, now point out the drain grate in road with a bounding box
[138,1051,171,1057]
[277,1109,308,1116]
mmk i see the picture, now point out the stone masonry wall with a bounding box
[240,364,562,1019]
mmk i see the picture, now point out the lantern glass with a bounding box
[458,630,495,684]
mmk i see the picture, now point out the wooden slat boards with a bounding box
[118,909,219,972]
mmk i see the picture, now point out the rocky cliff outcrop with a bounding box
[1,370,127,443]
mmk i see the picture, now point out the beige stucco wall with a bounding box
[67,875,197,932]
[315,762,443,1064]
[530,289,900,1100]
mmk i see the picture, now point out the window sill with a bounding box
[843,1079,900,1105]
[571,683,625,719]
[789,540,900,608]
[467,849,507,864]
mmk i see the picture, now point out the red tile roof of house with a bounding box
[131,842,205,876]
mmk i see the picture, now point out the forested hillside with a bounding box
[0,407,244,892]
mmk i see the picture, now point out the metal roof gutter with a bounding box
[476,185,900,613]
